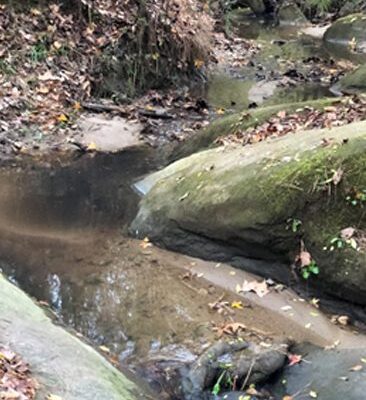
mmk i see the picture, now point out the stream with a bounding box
[1,12,366,400]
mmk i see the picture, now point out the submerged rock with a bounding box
[132,120,366,306]
[0,274,149,400]
[324,13,366,52]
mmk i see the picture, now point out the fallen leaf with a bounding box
[47,395,63,400]
[310,298,320,308]
[57,114,68,123]
[179,192,189,201]
[231,301,244,309]
[282,396,293,400]
[332,168,343,186]
[86,142,97,151]
[340,227,355,240]
[350,364,363,372]
[236,279,269,297]
[288,353,302,366]
[99,345,110,353]
[213,322,246,337]
[296,250,312,267]
[309,390,318,398]
[140,237,152,249]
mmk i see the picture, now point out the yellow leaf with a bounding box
[231,301,244,309]
[30,8,41,16]
[194,59,204,69]
[282,396,293,400]
[216,108,225,115]
[38,85,49,94]
[57,114,68,123]
[140,237,152,249]
[47,394,63,400]
[309,390,318,398]
[86,142,97,151]
[53,41,62,50]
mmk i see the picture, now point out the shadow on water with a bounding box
[0,147,158,232]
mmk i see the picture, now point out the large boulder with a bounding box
[337,65,366,93]
[0,274,149,400]
[132,120,366,305]
[324,13,366,52]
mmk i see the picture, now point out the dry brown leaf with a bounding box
[350,364,363,372]
[340,227,356,240]
[236,279,269,297]
[297,250,312,267]
[332,168,343,186]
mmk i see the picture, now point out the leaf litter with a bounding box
[0,346,37,400]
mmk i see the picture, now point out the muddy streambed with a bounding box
[1,147,366,399]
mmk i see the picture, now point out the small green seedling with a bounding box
[302,260,319,280]
[287,218,302,233]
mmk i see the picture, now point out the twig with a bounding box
[81,102,130,117]
[138,109,174,119]
[241,358,255,391]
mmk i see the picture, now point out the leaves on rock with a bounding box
[287,353,302,366]
[212,322,246,338]
[236,279,269,298]
[0,346,37,400]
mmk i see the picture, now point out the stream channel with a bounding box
[1,12,366,400]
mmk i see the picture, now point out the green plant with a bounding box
[346,189,366,207]
[287,218,302,233]
[30,41,48,63]
[328,236,358,251]
[302,260,319,279]
[306,0,332,13]
[212,370,226,396]
[0,60,16,75]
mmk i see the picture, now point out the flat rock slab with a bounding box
[0,275,148,400]
[76,115,143,152]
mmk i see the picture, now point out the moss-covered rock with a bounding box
[338,65,366,93]
[324,13,366,51]
[132,120,366,305]
[0,274,149,400]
